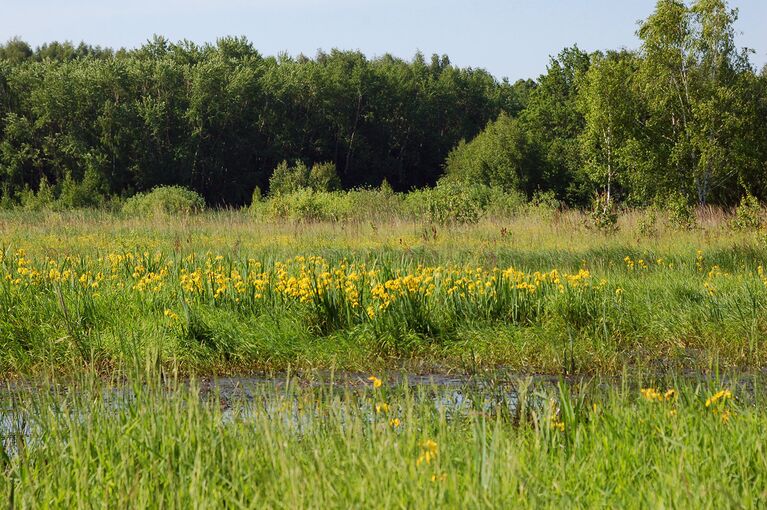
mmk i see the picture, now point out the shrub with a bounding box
[57,168,108,209]
[308,162,341,192]
[0,184,13,209]
[269,160,309,196]
[424,181,490,225]
[484,187,526,217]
[637,207,658,237]
[268,160,340,195]
[123,186,205,216]
[266,189,349,222]
[16,177,54,211]
[666,192,696,230]
[731,193,762,231]
[444,113,537,194]
[251,186,263,204]
[344,187,404,221]
[587,192,618,233]
[401,182,525,224]
[526,190,560,218]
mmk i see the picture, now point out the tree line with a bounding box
[445,0,767,208]
[0,36,518,206]
[0,0,765,208]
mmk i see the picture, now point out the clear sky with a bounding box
[2,0,766,81]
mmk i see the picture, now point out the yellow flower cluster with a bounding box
[0,251,631,324]
[416,439,438,466]
[705,389,732,408]
[640,388,677,402]
[624,256,673,271]
[706,389,733,423]
[758,266,767,287]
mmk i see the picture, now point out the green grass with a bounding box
[1,374,764,508]
[2,208,766,507]
[1,208,767,377]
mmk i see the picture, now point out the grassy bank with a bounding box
[1,374,764,508]
[1,208,767,376]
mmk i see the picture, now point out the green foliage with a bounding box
[122,186,205,216]
[265,188,347,222]
[666,192,697,231]
[731,193,762,231]
[269,160,308,196]
[268,161,340,196]
[1,1,767,212]
[526,190,561,218]
[444,113,538,194]
[423,181,491,225]
[308,162,341,192]
[520,46,592,206]
[250,185,263,204]
[588,192,619,233]
[32,176,54,209]
[637,207,659,237]
[578,50,640,205]
[57,168,109,208]
[0,40,510,204]
[633,0,759,206]
[2,379,766,507]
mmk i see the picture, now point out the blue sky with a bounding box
[2,1,766,80]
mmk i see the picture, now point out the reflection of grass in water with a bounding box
[0,374,763,507]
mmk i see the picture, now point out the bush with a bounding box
[57,168,108,209]
[444,113,537,195]
[424,181,490,225]
[525,190,560,218]
[268,160,340,195]
[269,160,308,196]
[308,162,341,192]
[344,187,404,221]
[401,182,526,224]
[256,185,406,223]
[265,189,349,222]
[123,186,205,216]
[666,192,696,230]
[637,207,658,237]
[587,192,618,233]
[18,176,55,210]
[254,181,525,224]
[731,194,762,231]
[484,187,526,217]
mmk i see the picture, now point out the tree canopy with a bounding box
[1,0,766,208]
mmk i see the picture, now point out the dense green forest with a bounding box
[0,0,765,208]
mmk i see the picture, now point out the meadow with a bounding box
[2,205,767,507]
[1,205,766,377]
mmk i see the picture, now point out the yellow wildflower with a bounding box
[705,389,732,407]
[417,439,438,466]
[640,388,663,401]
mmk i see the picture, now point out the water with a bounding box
[2,370,765,460]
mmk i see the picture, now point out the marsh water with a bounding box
[2,369,766,458]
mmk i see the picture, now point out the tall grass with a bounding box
[0,206,766,376]
[0,374,764,508]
